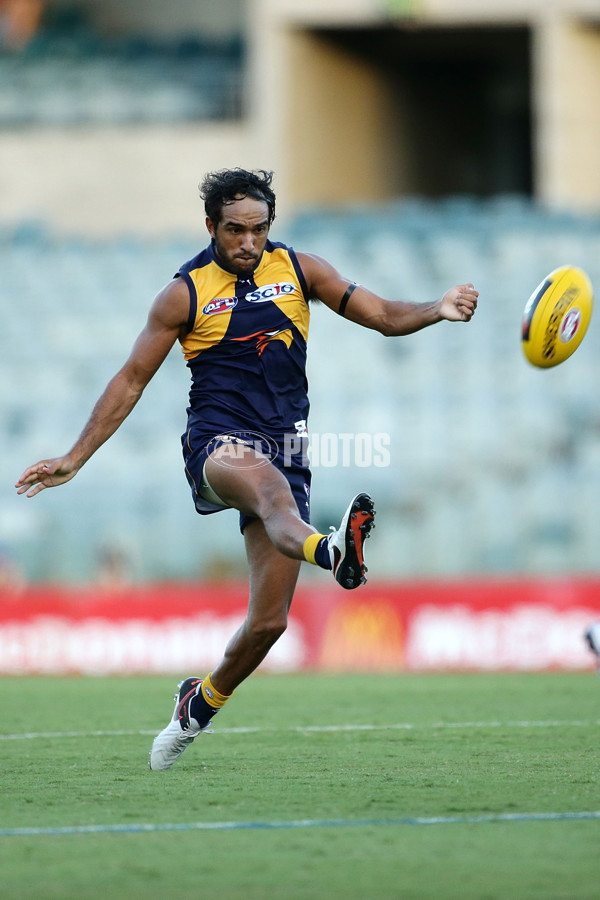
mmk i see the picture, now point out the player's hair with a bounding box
[199,168,276,227]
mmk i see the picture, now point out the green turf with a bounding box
[0,673,599,899]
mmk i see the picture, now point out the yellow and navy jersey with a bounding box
[176,239,311,443]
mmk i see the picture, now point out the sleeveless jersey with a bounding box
[177,239,311,444]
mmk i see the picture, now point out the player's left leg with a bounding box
[203,445,375,588]
[149,519,300,771]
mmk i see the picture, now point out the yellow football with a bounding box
[521,265,593,368]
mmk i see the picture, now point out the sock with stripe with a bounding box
[303,533,332,570]
[189,672,233,728]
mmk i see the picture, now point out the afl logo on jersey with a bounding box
[203,296,238,315]
[244,282,296,303]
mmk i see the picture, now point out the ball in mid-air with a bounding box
[521,265,593,368]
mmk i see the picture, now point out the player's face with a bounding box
[207,196,270,275]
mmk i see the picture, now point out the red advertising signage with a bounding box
[0,579,598,674]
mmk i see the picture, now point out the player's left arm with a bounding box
[297,251,478,335]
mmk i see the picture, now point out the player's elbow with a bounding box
[371,300,404,337]
[375,311,398,337]
[119,359,155,397]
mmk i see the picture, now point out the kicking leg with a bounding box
[203,446,316,559]
[204,447,375,585]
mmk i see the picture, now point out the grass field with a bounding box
[1,672,599,899]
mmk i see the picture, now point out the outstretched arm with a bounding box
[15,278,190,498]
[297,252,478,335]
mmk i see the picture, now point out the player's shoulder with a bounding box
[294,250,339,292]
[295,250,330,269]
[156,273,190,299]
[150,276,191,327]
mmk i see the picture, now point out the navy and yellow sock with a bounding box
[303,533,332,570]
[189,673,232,728]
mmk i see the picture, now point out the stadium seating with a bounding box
[0,24,243,126]
[2,198,600,581]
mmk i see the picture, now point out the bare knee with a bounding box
[253,486,305,559]
[256,484,297,525]
[247,615,287,649]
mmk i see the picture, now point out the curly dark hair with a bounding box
[199,168,276,227]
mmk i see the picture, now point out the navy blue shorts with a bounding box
[182,429,311,534]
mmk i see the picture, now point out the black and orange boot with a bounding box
[326,492,375,589]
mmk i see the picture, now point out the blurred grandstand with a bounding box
[3,198,600,582]
[0,5,243,126]
[2,0,600,584]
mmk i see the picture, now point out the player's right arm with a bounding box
[15,278,190,498]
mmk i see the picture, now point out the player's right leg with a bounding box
[210,516,302,692]
[149,519,301,771]
[148,443,375,769]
